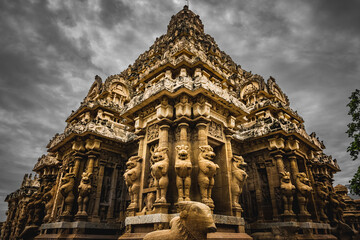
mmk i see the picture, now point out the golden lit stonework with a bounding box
[1,6,359,240]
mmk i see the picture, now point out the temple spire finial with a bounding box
[185,0,189,8]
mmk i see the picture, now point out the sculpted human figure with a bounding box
[198,145,219,208]
[60,173,76,216]
[150,146,169,203]
[295,172,313,215]
[280,171,295,215]
[77,172,92,216]
[175,145,192,202]
[231,155,248,208]
[124,156,142,209]
[143,201,216,240]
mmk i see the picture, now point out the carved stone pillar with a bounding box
[196,122,208,146]
[289,155,299,177]
[274,154,285,174]
[178,122,189,144]
[92,161,105,222]
[159,125,170,148]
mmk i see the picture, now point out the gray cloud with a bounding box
[0,0,359,221]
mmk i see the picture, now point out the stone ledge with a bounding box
[249,221,332,230]
[40,221,122,230]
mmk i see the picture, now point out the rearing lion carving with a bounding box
[150,146,169,203]
[295,172,313,215]
[124,156,142,209]
[198,145,219,208]
[231,155,248,209]
[280,171,295,215]
[175,145,192,202]
[60,173,76,216]
[77,172,92,216]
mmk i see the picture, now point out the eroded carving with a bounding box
[150,147,169,203]
[76,172,92,216]
[295,172,313,215]
[175,145,192,202]
[124,156,142,209]
[60,173,76,216]
[280,171,295,215]
[198,145,218,208]
[143,201,216,240]
[231,155,248,209]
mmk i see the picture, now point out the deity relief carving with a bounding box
[175,145,192,202]
[295,172,313,215]
[150,146,169,203]
[198,145,219,208]
[280,171,295,215]
[124,156,142,209]
[76,172,92,216]
[147,124,159,141]
[231,155,248,209]
[60,173,76,216]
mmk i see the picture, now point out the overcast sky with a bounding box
[0,0,359,221]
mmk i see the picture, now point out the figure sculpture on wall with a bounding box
[231,155,248,209]
[150,146,169,203]
[295,172,313,215]
[198,145,219,208]
[43,185,56,222]
[77,172,92,216]
[280,171,295,215]
[59,173,76,216]
[124,156,142,209]
[143,201,216,240]
[175,145,192,202]
[315,182,329,220]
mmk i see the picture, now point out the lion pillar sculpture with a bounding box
[124,156,142,209]
[43,185,56,222]
[76,172,92,216]
[315,182,329,221]
[60,173,76,216]
[280,171,295,215]
[295,172,313,216]
[231,155,248,209]
[150,146,169,203]
[143,201,217,240]
[175,145,192,202]
[198,145,219,208]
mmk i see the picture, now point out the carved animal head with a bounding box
[150,147,168,163]
[177,201,217,234]
[280,172,291,183]
[126,156,142,169]
[176,145,189,160]
[232,155,247,169]
[296,172,310,186]
[199,145,215,161]
[81,172,91,184]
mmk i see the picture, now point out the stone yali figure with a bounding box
[295,172,313,215]
[60,173,76,216]
[150,146,169,203]
[231,155,248,209]
[124,156,142,209]
[175,145,192,202]
[280,171,295,215]
[143,201,216,240]
[198,145,219,208]
[76,172,92,216]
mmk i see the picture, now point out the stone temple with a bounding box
[1,5,360,240]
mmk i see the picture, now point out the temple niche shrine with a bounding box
[1,5,360,240]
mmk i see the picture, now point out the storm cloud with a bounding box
[0,0,359,221]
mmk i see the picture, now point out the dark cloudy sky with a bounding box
[0,0,359,221]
